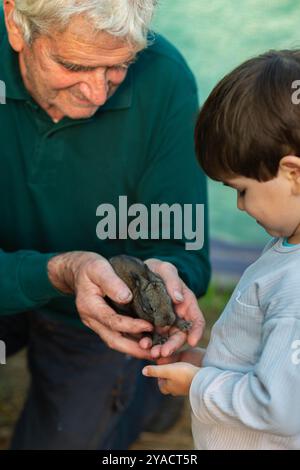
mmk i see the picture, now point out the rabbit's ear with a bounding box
[147,269,164,283]
[132,271,150,291]
[131,271,141,287]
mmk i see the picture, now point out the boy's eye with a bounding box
[238,190,246,197]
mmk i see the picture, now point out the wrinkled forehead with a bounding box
[38,14,139,66]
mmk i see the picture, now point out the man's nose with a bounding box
[79,70,109,106]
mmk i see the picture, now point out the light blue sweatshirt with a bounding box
[190,237,300,449]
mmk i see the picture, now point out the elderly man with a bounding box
[0,0,210,450]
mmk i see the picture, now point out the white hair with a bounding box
[12,0,158,47]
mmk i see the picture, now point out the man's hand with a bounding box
[48,251,154,359]
[140,259,206,358]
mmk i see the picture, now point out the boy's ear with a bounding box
[279,156,300,194]
[3,0,26,52]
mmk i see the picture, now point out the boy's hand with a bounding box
[142,362,200,396]
[156,347,206,367]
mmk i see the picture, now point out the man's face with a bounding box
[18,16,138,121]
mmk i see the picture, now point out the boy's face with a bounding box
[225,169,300,243]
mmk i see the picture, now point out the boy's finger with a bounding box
[142,364,174,379]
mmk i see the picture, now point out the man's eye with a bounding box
[60,62,95,73]
[111,59,136,72]
[111,64,129,72]
[62,64,83,72]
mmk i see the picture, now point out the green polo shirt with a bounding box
[0,10,210,326]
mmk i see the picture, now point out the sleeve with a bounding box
[0,249,68,316]
[124,64,211,297]
[189,277,300,436]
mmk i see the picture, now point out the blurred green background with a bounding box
[153,0,300,278]
[2,0,300,450]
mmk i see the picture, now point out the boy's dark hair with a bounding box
[195,50,300,181]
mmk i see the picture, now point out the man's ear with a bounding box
[279,155,300,194]
[3,0,26,52]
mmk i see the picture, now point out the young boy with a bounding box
[142,50,300,450]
